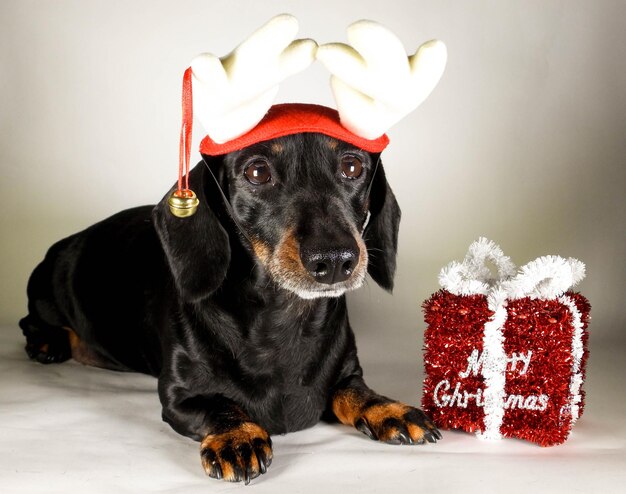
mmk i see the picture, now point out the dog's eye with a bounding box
[244,160,272,185]
[341,155,363,179]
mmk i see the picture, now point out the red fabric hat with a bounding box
[199,103,390,156]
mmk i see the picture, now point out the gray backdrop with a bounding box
[1,0,624,371]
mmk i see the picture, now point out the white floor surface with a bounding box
[1,327,624,494]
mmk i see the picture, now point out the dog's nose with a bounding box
[300,245,359,285]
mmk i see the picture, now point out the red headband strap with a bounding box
[199,103,389,156]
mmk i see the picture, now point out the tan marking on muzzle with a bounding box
[272,229,308,278]
[354,230,368,275]
[258,225,369,297]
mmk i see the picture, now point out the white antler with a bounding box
[191,14,317,144]
[316,20,447,139]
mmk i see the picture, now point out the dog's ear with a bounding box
[363,160,401,292]
[152,161,230,302]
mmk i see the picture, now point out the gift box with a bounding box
[421,238,590,446]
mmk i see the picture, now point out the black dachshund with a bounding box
[20,133,441,483]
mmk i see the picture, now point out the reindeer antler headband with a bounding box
[168,14,447,217]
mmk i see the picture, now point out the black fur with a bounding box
[20,133,438,481]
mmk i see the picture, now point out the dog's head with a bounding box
[154,133,400,302]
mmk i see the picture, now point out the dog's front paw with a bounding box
[200,422,273,484]
[355,402,442,445]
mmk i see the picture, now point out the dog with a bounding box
[20,132,441,484]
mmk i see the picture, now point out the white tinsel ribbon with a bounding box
[439,238,586,440]
[558,295,585,424]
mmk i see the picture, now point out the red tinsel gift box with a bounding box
[421,238,590,447]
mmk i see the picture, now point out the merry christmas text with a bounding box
[432,348,550,412]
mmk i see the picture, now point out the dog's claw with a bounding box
[243,468,251,485]
[421,415,443,441]
[423,431,437,443]
[382,418,413,445]
[355,418,376,440]
[257,454,267,475]
[253,437,271,475]
[201,448,223,480]
[431,427,443,441]
[395,425,413,445]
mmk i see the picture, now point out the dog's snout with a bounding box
[300,244,359,285]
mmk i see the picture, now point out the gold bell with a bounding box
[168,189,199,218]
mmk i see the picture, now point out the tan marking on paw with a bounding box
[201,422,269,451]
[362,402,411,425]
[406,422,426,442]
[332,388,363,425]
[201,422,272,483]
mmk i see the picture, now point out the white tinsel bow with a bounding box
[435,237,586,440]
[438,237,585,309]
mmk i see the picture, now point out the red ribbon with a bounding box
[178,67,193,194]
